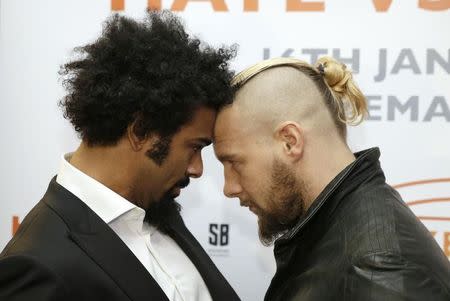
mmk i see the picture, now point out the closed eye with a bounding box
[216,154,237,163]
[192,144,204,151]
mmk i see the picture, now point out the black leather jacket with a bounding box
[265,148,450,301]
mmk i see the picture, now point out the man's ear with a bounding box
[274,121,304,161]
[126,121,152,152]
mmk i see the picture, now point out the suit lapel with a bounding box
[43,178,169,301]
[167,215,240,301]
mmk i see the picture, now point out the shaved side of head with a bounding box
[229,66,340,141]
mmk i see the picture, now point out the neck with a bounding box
[69,141,136,203]
[301,139,355,211]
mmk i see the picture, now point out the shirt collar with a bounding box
[56,153,144,225]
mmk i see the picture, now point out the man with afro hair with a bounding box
[0,10,240,301]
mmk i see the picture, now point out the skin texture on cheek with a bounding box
[148,106,215,202]
[151,151,186,199]
[244,146,277,211]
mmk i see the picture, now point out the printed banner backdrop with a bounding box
[1,1,449,300]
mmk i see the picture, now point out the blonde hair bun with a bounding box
[315,56,367,125]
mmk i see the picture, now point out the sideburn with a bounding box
[146,136,172,166]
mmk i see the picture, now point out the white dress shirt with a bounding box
[56,153,212,301]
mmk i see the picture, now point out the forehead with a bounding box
[213,106,250,156]
[174,106,216,140]
[214,105,245,138]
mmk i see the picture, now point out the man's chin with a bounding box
[256,213,293,246]
[144,196,181,234]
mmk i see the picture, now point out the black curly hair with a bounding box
[59,10,236,147]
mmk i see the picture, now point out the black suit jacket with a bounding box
[0,178,240,301]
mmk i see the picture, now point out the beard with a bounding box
[144,176,189,235]
[257,158,308,246]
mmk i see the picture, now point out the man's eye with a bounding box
[192,145,203,151]
[230,160,240,168]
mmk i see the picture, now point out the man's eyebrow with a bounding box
[191,138,212,146]
[215,153,237,162]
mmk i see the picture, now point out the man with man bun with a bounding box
[213,57,450,300]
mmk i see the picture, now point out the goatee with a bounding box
[144,177,190,234]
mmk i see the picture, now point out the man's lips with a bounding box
[240,201,258,214]
[176,177,190,189]
[170,178,190,197]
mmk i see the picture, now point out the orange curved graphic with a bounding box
[12,216,20,236]
[407,197,450,206]
[406,198,450,221]
[393,178,450,189]
[393,179,450,257]
[392,178,450,222]
[415,216,450,221]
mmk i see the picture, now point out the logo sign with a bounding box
[207,223,231,257]
[393,178,450,259]
[209,223,230,246]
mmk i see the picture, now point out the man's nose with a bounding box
[223,168,242,198]
[187,152,203,178]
